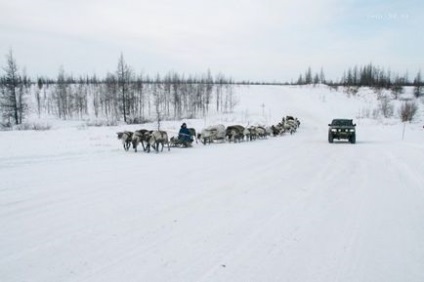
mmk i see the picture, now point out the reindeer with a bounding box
[131,129,152,152]
[197,124,226,145]
[117,131,133,151]
[243,127,252,141]
[188,128,197,144]
[226,125,245,143]
[280,116,301,134]
[265,126,273,137]
[256,126,267,139]
[146,130,170,153]
[281,117,296,134]
[271,125,284,136]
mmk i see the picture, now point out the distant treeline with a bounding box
[0,52,237,126]
[239,64,423,91]
[0,50,423,126]
[295,64,423,89]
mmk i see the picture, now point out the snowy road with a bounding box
[1,121,424,282]
[1,85,424,281]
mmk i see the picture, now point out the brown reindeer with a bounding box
[131,129,152,152]
[226,125,245,143]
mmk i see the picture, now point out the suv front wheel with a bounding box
[328,132,334,143]
[349,133,356,144]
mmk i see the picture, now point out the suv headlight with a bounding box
[331,129,337,132]
[349,129,355,132]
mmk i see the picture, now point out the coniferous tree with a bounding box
[1,50,25,125]
[297,74,304,85]
[413,71,422,98]
[305,67,312,84]
[319,67,326,84]
[313,73,319,84]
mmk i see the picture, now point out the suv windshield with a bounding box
[331,119,352,126]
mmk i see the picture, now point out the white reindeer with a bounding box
[197,124,226,145]
[146,130,170,153]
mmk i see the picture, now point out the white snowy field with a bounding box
[1,85,424,282]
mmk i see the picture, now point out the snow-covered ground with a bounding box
[1,85,424,282]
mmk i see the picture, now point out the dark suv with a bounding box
[328,119,356,144]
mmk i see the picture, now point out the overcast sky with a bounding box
[1,0,423,82]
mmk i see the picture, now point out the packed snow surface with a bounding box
[1,85,424,282]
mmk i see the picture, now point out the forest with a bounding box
[0,50,422,126]
[0,52,236,126]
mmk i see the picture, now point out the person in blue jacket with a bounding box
[178,123,193,144]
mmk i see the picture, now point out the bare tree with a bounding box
[399,101,418,122]
[102,73,119,120]
[53,66,70,119]
[35,78,43,118]
[134,74,146,122]
[205,69,213,114]
[171,72,182,119]
[224,84,238,113]
[152,75,163,130]
[116,53,133,123]
[75,81,88,118]
[391,76,404,99]
[379,96,394,118]
[215,73,225,112]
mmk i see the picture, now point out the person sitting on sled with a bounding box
[178,123,193,144]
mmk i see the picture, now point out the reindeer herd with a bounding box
[117,116,301,153]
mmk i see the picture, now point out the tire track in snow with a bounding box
[197,140,355,281]
[331,142,424,282]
